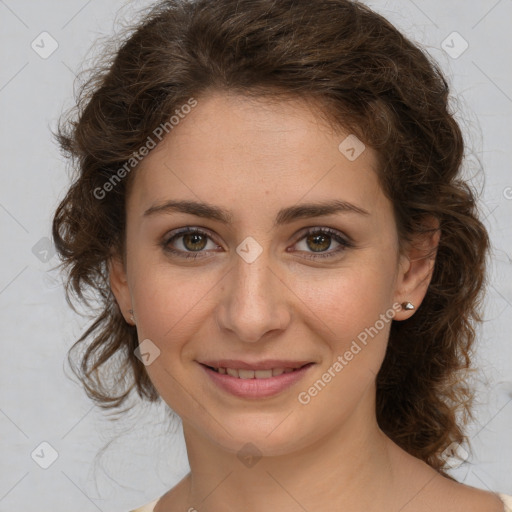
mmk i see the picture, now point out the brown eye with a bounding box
[293,227,352,260]
[161,226,352,261]
[162,228,219,259]
[181,232,208,252]
[305,232,332,252]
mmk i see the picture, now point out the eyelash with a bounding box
[161,227,353,261]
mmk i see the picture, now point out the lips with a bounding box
[199,359,312,371]
[206,366,299,379]
[198,360,315,398]
[199,359,312,379]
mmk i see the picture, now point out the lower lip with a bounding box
[200,363,315,399]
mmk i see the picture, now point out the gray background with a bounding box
[0,0,511,510]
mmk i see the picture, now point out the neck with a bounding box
[180,385,399,512]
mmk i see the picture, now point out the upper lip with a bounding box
[198,360,313,370]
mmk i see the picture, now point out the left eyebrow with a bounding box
[274,199,370,226]
[143,199,370,227]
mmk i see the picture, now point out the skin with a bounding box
[110,91,504,512]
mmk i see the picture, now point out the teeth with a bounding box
[255,369,273,379]
[226,368,238,377]
[212,367,298,379]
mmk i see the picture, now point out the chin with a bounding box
[194,409,319,458]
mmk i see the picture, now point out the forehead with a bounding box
[128,91,386,222]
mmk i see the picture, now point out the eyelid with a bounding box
[161,226,221,253]
[161,225,353,260]
[294,225,353,245]
[290,226,353,259]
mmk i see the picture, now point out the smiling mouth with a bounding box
[202,363,312,379]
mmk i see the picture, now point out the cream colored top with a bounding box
[130,498,159,512]
[130,494,512,511]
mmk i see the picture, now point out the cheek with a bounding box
[130,255,220,340]
[289,257,397,341]
[293,270,395,421]
[129,263,214,416]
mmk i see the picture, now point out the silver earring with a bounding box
[401,301,415,311]
[128,309,136,324]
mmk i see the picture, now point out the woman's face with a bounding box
[111,91,422,456]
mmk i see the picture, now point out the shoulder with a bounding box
[407,466,509,512]
[434,482,511,512]
[128,486,512,512]
[129,498,160,512]
[392,447,508,511]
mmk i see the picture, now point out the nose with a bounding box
[215,245,291,343]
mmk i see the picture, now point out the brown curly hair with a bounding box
[52,0,490,475]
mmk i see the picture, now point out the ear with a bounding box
[108,253,134,325]
[393,216,440,321]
